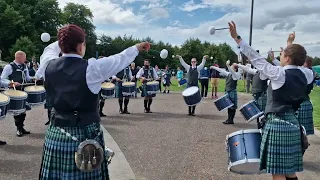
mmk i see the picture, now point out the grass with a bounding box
[138,78,320,130]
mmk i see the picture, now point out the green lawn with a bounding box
[139,78,320,130]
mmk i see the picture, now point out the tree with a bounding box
[10,37,38,58]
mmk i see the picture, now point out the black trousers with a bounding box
[14,113,26,130]
[157,79,162,91]
[199,79,209,97]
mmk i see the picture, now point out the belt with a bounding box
[51,108,100,127]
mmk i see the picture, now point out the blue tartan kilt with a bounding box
[225,89,237,109]
[141,83,156,97]
[253,92,267,112]
[297,100,314,135]
[39,123,109,180]
[260,112,303,174]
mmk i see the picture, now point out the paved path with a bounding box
[0,92,319,180]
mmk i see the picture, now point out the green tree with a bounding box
[10,37,38,58]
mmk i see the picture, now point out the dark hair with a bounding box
[284,44,306,66]
[305,56,313,68]
[58,24,86,53]
[144,59,149,62]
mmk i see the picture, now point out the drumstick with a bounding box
[11,80,16,91]
[34,79,37,86]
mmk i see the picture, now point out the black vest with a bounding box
[116,67,130,80]
[251,72,268,94]
[142,67,154,80]
[45,56,100,126]
[8,62,27,84]
[188,66,198,86]
[225,74,237,91]
[265,69,307,114]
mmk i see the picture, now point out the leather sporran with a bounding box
[300,125,310,152]
[75,140,104,172]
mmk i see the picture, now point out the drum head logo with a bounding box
[233,142,240,146]
[247,107,251,110]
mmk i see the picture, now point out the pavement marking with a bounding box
[101,125,136,180]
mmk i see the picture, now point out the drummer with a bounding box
[1,51,33,137]
[136,59,159,113]
[176,55,207,116]
[210,61,241,124]
[97,56,108,117]
[111,66,133,114]
[229,22,313,180]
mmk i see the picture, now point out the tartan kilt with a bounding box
[39,123,109,180]
[225,89,237,109]
[297,100,314,135]
[141,83,156,97]
[253,92,267,112]
[260,112,303,174]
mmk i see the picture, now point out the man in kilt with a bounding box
[230,22,314,180]
[177,55,207,115]
[210,61,241,124]
[1,51,33,137]
[112,66,132,114]
[136,59,159,113]
[37,24,150,179]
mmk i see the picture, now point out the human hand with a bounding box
[287,31,295,43]
[136,42,151,52]
[226,60,230,66]
[228,21,238,39]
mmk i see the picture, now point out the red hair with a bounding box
[58,24,86,53]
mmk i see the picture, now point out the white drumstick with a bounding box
[11,80,16,91]
[209,26,229,35]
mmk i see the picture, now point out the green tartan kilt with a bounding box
[253,92,267,112]
[297,100,314,135]
[141,83,156,97]
[225,89,237,109]
[39,123,109,180]
[260,112,303,174]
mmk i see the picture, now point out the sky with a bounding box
[57,0,320,57]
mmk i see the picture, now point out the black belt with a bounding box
[51,108,100,127]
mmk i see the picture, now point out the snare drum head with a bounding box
[24,85,45,92]
[3,89,27,97]
[122,82,135,86]
[182,86,199,96]
[101,82,115,89]
[0,93,9,102]
[147,81,159,85]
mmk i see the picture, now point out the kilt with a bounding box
[260,112,303,174]
[297,100,314,135]
[253,92,267,112]
[39,123,109,180]
[141,83,156,97]
[225,89,237,109]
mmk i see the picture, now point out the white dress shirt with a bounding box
[179,57,206,76]
[112,68,133,81]
[210,66,241,80]
[36,41,139,94]
[238,40,314,90]
[237,64,268,80]
[1,61,32,83]
[136,67,159,80]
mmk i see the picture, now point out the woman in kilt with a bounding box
[36,24,150,179]
[229,22,314,180]
[210,61,241,124]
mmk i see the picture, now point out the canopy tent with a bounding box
[313,65,320,74]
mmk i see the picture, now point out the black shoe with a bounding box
[163,91,166,93]
[0,140,6,145]
[223,120,234,124]
[45,121,50,125]
[119,108,124,114]
[22,128,30,134]
[100,112,106,117]
[123,109,130,114]
[16,130,23,137]
[144,108,148,113]
[147,108,152,113]
[167,90,170,93]
[26,104,32,111]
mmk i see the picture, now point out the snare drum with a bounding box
[24,85,46,106]
[146,81,159,95]
[0,93,10,119]
[239,100,264,122]
[213,94,234,111]
[3,89,28,114]
[101,82,115,99]
[226,129,264,174]
[122,82,135,96]
[182,86,201,106]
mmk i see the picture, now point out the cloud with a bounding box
[148,8,169,19]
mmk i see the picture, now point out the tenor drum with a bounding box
[146,81,159,95]
[122,82,135,96]
[182,86,201,106]
[226,129,264,174]
[24,85,46,106]
[0,93,10,120]
[213,94,234,111]
[101,82,115,99]
[239,100,264,122]
[3,90,28,114]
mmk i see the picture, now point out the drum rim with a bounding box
[3,90,28,98]
[24,86,46,92]
[246,112,264,122]
[147,81,159,85]
[101,83,115,89]
[217,104,234,112]
[0,93,10,104]
[212,94,229,103]
[239,100,256,110]
[182,86,199,96]
[226,129,262,140]
[228,159,264,174]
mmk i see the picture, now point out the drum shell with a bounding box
[183,89,201,106]
[0,98,10,120]
[25,91,46,105]
[146,82,159,94]
[122,83,136,96]
[8,98,27,112]
[213,95,234,111]
[239,101,264,122]
[226,129,262,174]
[101,88,114,98]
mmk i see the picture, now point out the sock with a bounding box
[124,98,129,109]
[188,106,192,114]
[148,99,153,109]
[192,106,196,114]
[144,99,148,109]
[99,100,105,112]
[118,99,123,110]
